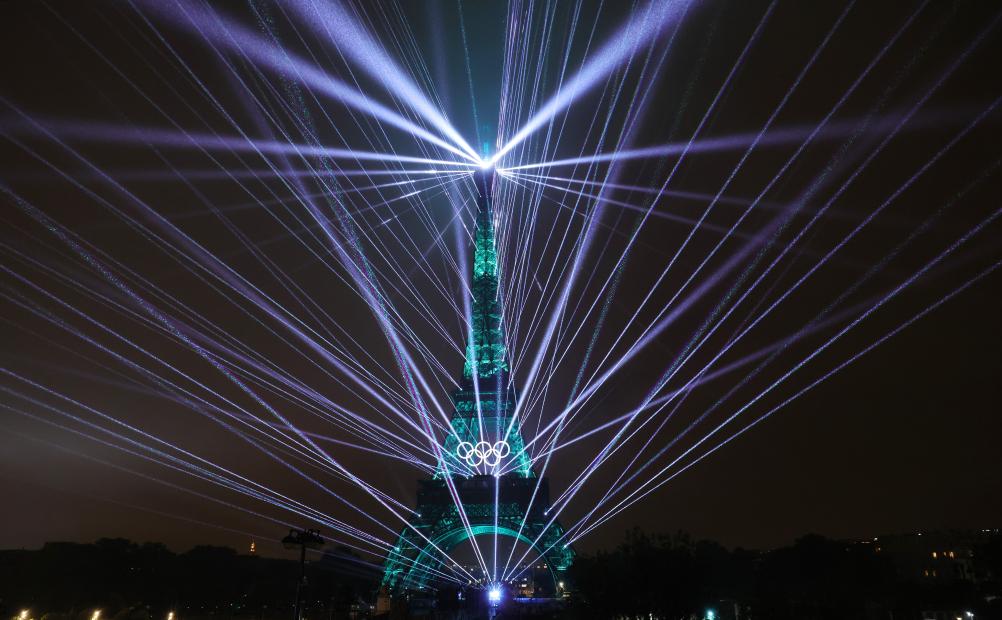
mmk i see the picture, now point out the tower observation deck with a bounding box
[381,169,574,591]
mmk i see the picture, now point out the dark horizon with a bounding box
[5,527,1002,619]
[5,523,1001,558]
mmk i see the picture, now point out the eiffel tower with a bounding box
[381,168,574,591]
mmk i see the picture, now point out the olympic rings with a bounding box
[456,440,511,467]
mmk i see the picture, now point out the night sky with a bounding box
[2,0,1001,564]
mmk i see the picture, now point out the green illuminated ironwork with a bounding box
[463,191,507,380]
[384,509,574,590]
[381,169,574,591]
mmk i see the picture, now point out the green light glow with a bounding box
[383,513,574,590]
[463,199,507,380]
[382,169,574,590]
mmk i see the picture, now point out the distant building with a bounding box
[866,530,998,584]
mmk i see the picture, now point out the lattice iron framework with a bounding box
[381,169,574,591]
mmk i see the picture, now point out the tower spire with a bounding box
[438,168,532,478]
[464,169,507,380]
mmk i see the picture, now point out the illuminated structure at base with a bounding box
[381,169,574,591]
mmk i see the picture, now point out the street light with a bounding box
[282,528,325,620]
